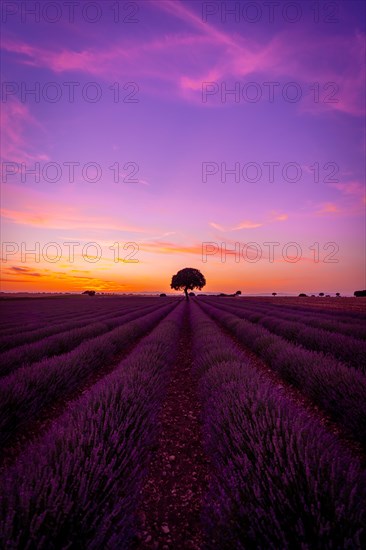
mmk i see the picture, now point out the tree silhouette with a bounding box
[354,290,366,297]
[235,290,241,296]
[336,292,340,297]
[170,268,206,301]
[272,292,277,296]
[319,292,324,297]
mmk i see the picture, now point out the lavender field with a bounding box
[0,295,365,549]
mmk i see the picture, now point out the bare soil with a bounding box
[133,303,210,550]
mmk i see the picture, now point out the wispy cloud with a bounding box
[210,216,285,231]
[315,202,340,215]
[8,266,41,276]
[140,241,204,256]
[331,181,366,202]
[209,221,226,231]
[1,206,151,233]
[234,220,263,229]
[158,2,365,115]
[3,5,364,115]
[1,264,127,291]
[0,99,49,163]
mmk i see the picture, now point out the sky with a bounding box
[0,0,365,295]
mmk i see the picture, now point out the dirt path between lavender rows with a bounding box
[134,303,211,550]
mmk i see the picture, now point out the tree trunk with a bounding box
[184,288,189,301]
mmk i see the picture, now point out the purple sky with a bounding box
[1,0,365,294]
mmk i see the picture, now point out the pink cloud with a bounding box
[1,205,150,234]
[157,2,365,115]
[209,220,263,232]
[0,98,48,163]
[209,221,226,231]
[315,202,340,215]
[332,181,365,202]
[3,5,364,116]
[140,241,204,256]
[1,33,211,82]
[210,214,289,232]
[1,38,118,75]
[235,220,263,230]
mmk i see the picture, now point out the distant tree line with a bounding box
[354,290,366,297]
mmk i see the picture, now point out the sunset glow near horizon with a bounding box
[1,0,365,295]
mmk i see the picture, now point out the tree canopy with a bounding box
[170,268,206,300]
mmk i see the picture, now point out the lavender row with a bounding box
[267,300,366,321]
[0,297,124,331]
[190,303,366,548]
[255,304,366,340]
[0,301,174,377]
[209,296,366,324]
[204,300,366,370]
[0,307,127,351]
[0,299,165,348]
[0,301,177,450]
[212,298,366,340]
[0,297,161,337]
[198,300,366,449]
[0,304,184,549]
[0,307,100,336]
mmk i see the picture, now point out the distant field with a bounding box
[239,295,366,312]
[0,296,365,548]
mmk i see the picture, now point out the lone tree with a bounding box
[336,292,340,297]
[272,292,277,296]
[171,268,206,301]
